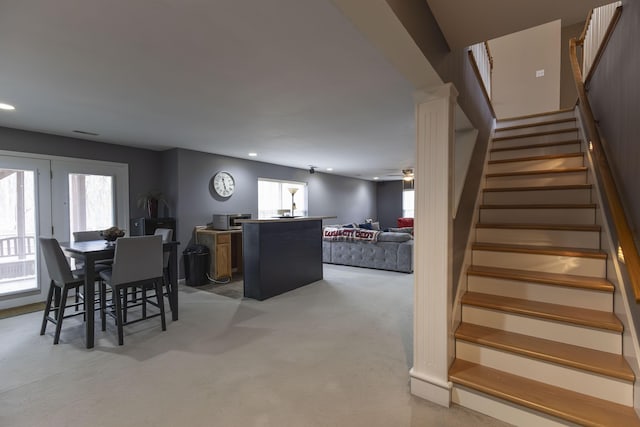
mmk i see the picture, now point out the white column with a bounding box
[410,82,458,407]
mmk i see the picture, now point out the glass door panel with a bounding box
[68,173,115,241]
[0,169,37,294]
[0,155,51,308]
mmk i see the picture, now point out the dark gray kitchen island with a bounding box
[240,216,331,301]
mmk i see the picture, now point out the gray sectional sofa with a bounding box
[322,231,413,273]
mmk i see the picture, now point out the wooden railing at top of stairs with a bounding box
[568,4,640,302]
[468,41,496,118]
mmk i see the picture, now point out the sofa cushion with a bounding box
[378,232,412,243]
[387,227,414,235]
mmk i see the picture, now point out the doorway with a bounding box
[0,153,128,310]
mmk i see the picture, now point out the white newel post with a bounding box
[409,83,458,407]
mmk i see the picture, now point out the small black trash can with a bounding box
[183,244,210,286]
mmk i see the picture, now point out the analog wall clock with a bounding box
[210,171,235,198]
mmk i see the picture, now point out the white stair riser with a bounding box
[456,341,632,405]
[476,228,600,249]
[485,171,587,188]
[496,111,576,129]
[472,249,606,277]
[461,305,621,353]
[479,208,595,225]
[487,156,584,174]
[467,275,612,311]
[492,131,578,150]
[491,131,578,149]
[490,143,582,161]
[452,386,577,427]
[495,120,577,138]
[483,188,592,205]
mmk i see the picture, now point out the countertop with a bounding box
[236,216,336,224]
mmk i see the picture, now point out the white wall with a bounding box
[489,20,561,118]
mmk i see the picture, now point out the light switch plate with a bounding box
[536,69,545,78]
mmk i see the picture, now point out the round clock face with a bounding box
[211,171,235,198]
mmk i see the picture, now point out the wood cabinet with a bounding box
[195,228,242,280]
[215,233,231,279]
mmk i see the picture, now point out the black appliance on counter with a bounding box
[210,213,251,230]
[130,217,176,240]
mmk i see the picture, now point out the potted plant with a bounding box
[137,191,168,218]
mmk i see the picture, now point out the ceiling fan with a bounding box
[401,169,414,181]
[382,168,414,180]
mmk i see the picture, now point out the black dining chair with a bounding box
[99,235,166,345]
[39,237,86,344]
[126,228,173,316]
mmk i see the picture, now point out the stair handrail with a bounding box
[569,4,640,301]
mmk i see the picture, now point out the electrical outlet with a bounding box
[536,69,545,78]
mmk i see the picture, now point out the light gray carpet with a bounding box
[184,277,244,299]
[0,264,508,427]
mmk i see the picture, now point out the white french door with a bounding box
[0,155,51,309]
[0,153,129,310]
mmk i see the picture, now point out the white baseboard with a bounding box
[409,368,452,407]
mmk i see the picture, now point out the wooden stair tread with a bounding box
[493,128,578,142]
[462,291,622,332]
[472,242,606,259]
[479,203,596,209]
[488,152,583,164]
[491,139,580,153]
[495,117,576,133]
[455,323,633,381]
[484,183,592,193]
[467,265,613,291]
[449,359,640,426]
[496,108,575,123]
[476,223,600,231]
[486,166,587,178]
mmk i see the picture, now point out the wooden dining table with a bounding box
[59,239,180,348]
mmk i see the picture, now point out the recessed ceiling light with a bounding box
[326,167,333,171]
[373,177,379,180]
[0,103,16,111]
[248,152,257,157]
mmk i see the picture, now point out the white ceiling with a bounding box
[0,0,604,181]
[0,0,435,181]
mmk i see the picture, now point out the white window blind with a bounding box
[402,189,415,218]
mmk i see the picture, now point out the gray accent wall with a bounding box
[0,126,162,219]
[165,148,377,275]
[587,0,640,241]
[386,0,495,291]
[376,180,403,229]
[0,126,378,279]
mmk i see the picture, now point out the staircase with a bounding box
[449,109,640,426]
